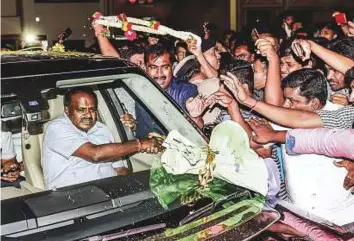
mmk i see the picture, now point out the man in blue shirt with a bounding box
[135,43,199,138]
[144,43,198,110]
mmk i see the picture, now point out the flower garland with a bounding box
[91,11,202,47]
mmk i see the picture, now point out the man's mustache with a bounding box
[81,118,93,123]
[154,76,167,81]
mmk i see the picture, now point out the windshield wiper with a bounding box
[179,190,252,226]
[82,223,166,241]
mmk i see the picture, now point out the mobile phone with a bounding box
[251,28,260,42]
[334,12,347,25]
[58,28,72,41]
[292,42,305,59]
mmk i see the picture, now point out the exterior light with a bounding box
[24,34,36,43]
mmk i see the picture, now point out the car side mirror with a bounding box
[1,100,22,118]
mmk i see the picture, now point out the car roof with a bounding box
[1,51,136,78]
[1,51,145,95]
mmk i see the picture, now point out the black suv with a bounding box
[1,52,279,241]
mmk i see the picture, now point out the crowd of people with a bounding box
[91,11,354,240]
[1,10,354,240]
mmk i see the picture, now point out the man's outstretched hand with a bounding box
[139,133,165,154]
[186,94,209,118]
[248,118,277,144]
[220,72,250,104]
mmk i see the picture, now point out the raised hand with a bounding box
[139,133,165,154]
[248,118,276,144]
[347,21,354,37]
[255,38,278,61]
[186,38,202,56]
[92,21,105,36]
[120,113,137,130]
[186,94,209,118]
[220,72,249,104]
[291,39,311,61]
[204,91,235,109]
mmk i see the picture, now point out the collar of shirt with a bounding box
[164,77,178,94]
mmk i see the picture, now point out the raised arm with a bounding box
[187,39,219,78]
[93,22,120,57]
[294,39,354,74]
[221,72,323,129]
[255,38,284,106]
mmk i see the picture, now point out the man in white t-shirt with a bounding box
[42,87,162,190]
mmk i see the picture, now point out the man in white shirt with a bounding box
[42,87,162,190]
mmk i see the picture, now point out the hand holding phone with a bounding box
[333,12,347,25]
[251,28,260,42]
[291,39,311,61]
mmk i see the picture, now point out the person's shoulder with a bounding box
[318,103,354,114]
[174,78,198,92]
[45,114,73,133]
[47,114,65,126]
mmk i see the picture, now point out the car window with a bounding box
[89,73,207,172]
[118,73,205,145]
[1,96,23,162]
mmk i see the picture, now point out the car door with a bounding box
[56,72,207,173]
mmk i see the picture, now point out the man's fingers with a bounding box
[334,160,348,169]
[255,38,271,47]
[223,78,237,94]
[226,72,239,82]
[343,174,354,190]
[331,94,347,100]
[1,175,18,182]
[252,135,260,143]
[291,43,301,57]
[220,74,234,84]
[227,72,243,87]
[248,119,259,130]
[205,95,216,105]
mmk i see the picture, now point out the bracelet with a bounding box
[250,100,258,112]
[95,29,111,38]
[136,139,142,152]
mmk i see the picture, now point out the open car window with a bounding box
[91,73,206,172]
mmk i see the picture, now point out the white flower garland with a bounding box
[92,12,201,47]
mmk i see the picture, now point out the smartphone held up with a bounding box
[251,28,260,42]
[333,12,347,25]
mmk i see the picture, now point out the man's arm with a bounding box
[221,72,324,129]
[256,38,284,106]
[286,128,354,159]
[248,118,287,144]
[187,40,218,78]
[246,99,323,128]
[93,22,120,57]
[295,39,354,74]
[73,138,157,162]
